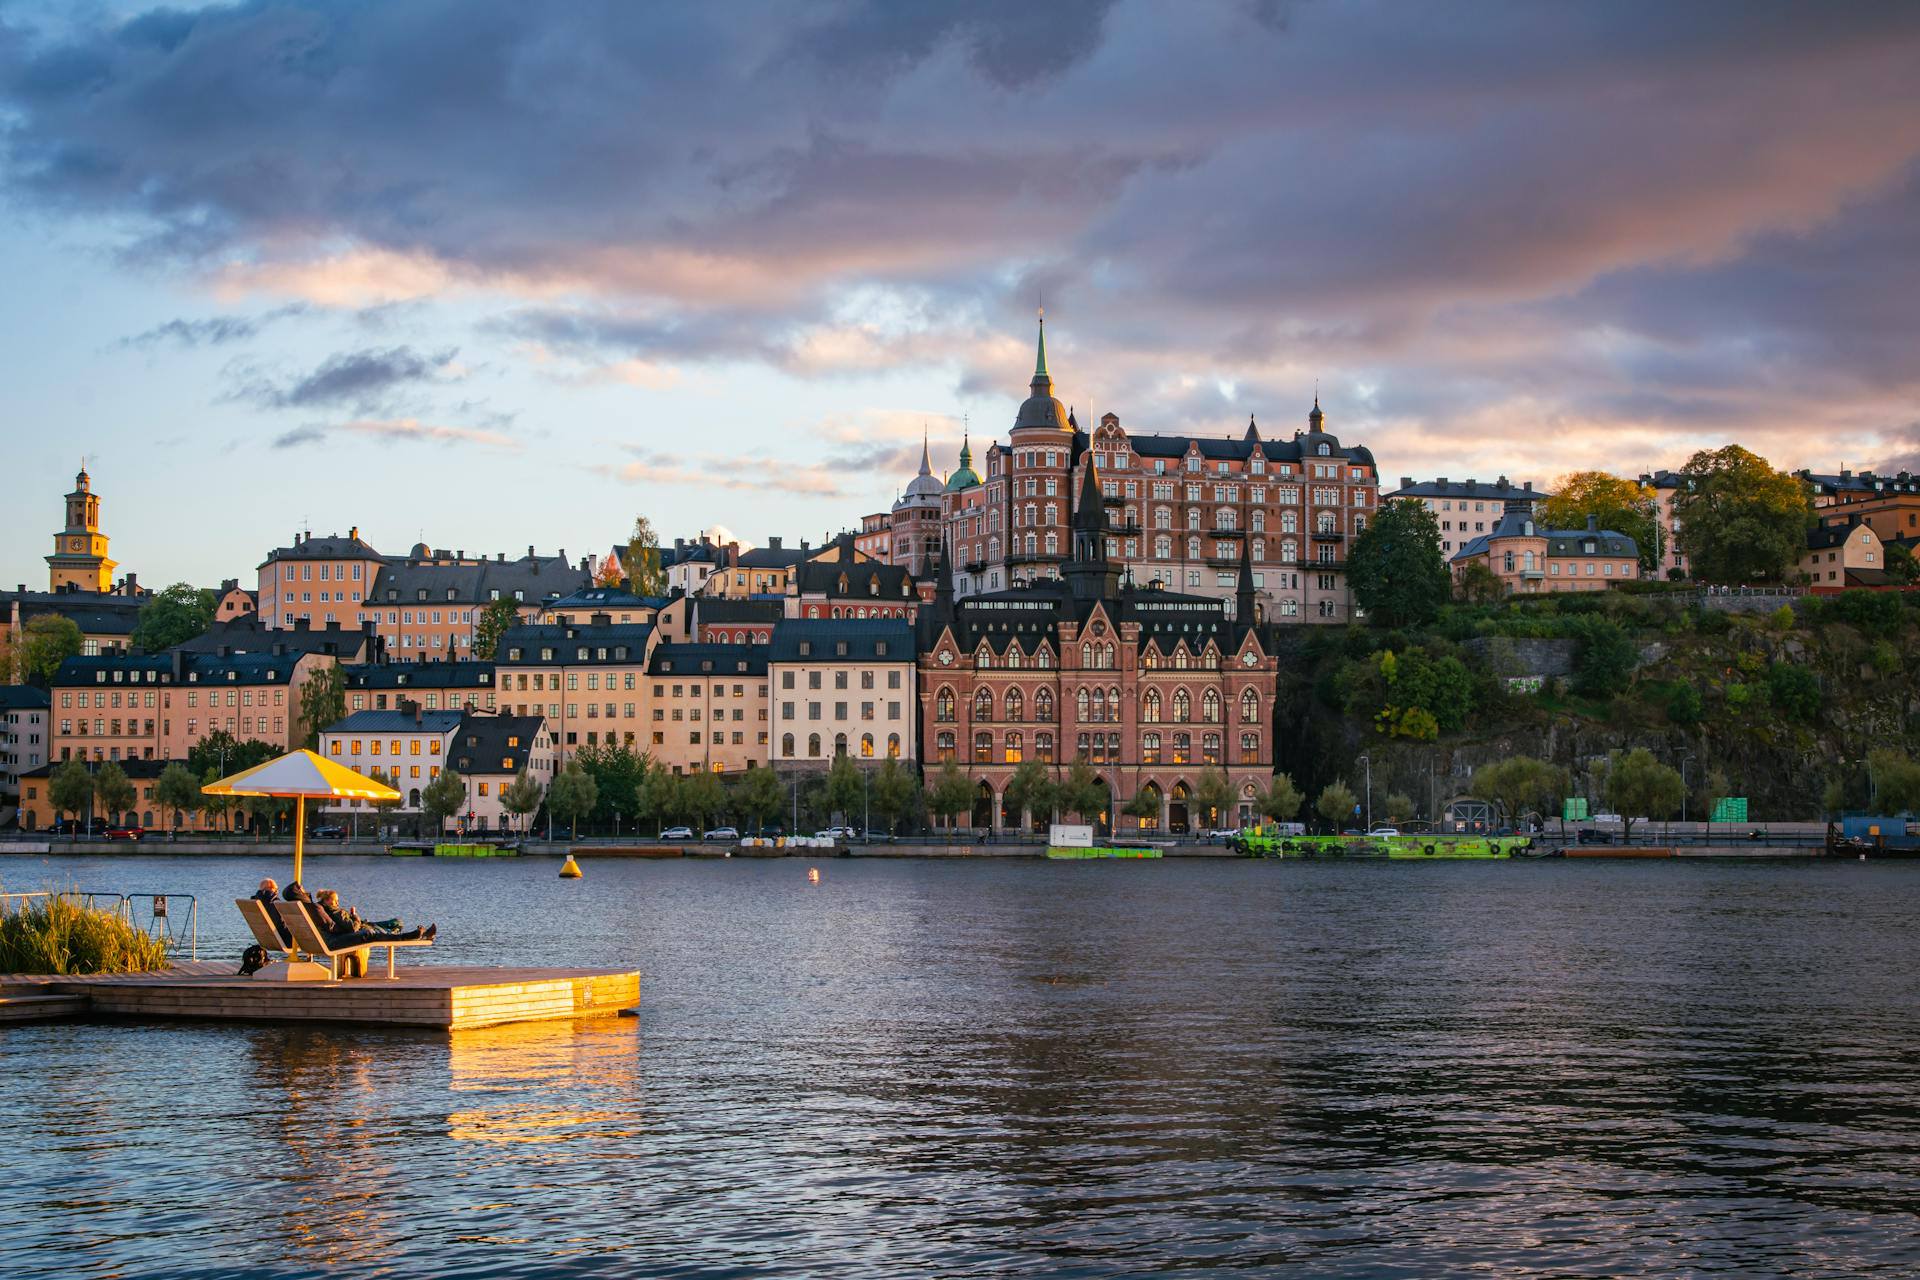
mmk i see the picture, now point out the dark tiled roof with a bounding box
[1796,469,1920,496]
[344,660,495,690]
[736,545,810,569]
[18,758,179,781]
[495,623,654,666]
[367,552,588,607]
[647,643,770,677]
[1452,510,1639,562]
[1116,431,1377,469]
[172,618,377,660]
[258,533,382,567]
[450,714,546,776]
[767,619,914,663]
[1387,476,1549,501]
[792,558,918,600]
[0,686,51,711]
[545,586,657,611]
[326,709,464,734]
[53,651,307,687]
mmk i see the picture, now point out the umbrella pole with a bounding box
[294,795,305,887]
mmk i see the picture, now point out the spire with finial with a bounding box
[1030,309,1052,398]
[918,425,932,476]
[1308,388,1325,433]
[1244,413,1259,443]
[1235,521,1257,624]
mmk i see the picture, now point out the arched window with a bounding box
[1175,649,1189,670]
[1076,688,1091,721]
[808,733,822,758]
[1143,648,1159,670]
[1081,642,1092,666]
[1034,688,1054,721]
[1107,687,1120,721]
[1202,689,1220,722]
[1204,648,1220,670]
[1006,648,1022,670]
[973,731,992,763]
[1241,689,1260,722]
[1281,510,1298,534]
[1035,647,1052,669]
[1155,535,1172,559]
[1005,688,1024,721]
[887,733,901,759]
[1318,511,1337,534]
[1187,508,1201,530]
[1005,732,1023,763]
[976,646,991,669]
[936,731,955,762]
[1173,688,1191,722]
[1241,732,1260,757]
[1216,508,1236,531]
[782,732,795,756]
[1172,733,1191,764]
[1104,643,1116,668]
[1143,689,1162,722]
[1203,732,1221,765]
[834,733,848,756]
[1187,536,1201,560]
[1142,732,1161,764]
[1155,506,1171,529]
[936,688,955,722]
[988,536,1000,560]
[1036,732,1055,762]
[974,689,994,720]
[860,733,874,758]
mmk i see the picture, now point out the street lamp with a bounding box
[1357,753,1371,833]
[1680,752,1695,830]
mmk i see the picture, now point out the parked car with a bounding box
[103,825,144,841]
[1366,827,1400,837]
[861,829,895,843]
[49,818,84,836]
[660,826,694,840]
[814,826,859,842]
[1203,828,1241,840]
[311,825,346,839]
[705,826,740,841]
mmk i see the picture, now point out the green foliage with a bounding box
[1192,768,1233,829]
[1123,786,1161,823]
[130,582,216,653]
[500,771,545,831]
[1767,605,1796,631]
[1260,773,1304,822]
[1453,560,1507,605]
[49,759,95,821]
[1868,749,1920,814]
[1660,681,1703,726]
[625,515,668,597]
[421,768,466,828]
[574,743,648,825]
[92,761,135,819]
[867,758,919,833]
[1698,767,1731,822]
[1471,756,1569,825]
[19,614,82,684]
[154,763,201,827]
[1885,541,1919,585]
[638,761,683,830]
[1570,616,1636,698]
[1670,444,1814,583]
[1315,781,1357,829]
[1603,748,1685,839]
[0,896,169,974]
[731,765,785,831]
[1382,792,1416,824]
[1001,760,1055,829]
[1870,641,1900,676]
[823,753,865,823]
[545,761,599,829]
[1765,662,1820,722]
[298,662,345,749]
[1724,682,1767,714]
[471,596,522,662]
[1539,472,1661,574]
[1339,646,1475,740]
[926,761,974,827]
[1347,499,1451,629]
[1823,589,1903,638]
[680,769,726,830]
[1375,706,1441,740]
[187,731,277,779]
[1822,776,1847,817]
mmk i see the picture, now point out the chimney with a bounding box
[527,545,535,559]
[1524,481,1534,493]
[768,536,782,551]
[1437,477,1449,487]
[272,642,287,657]
[124,572,138,593]
[497,551,504,562]
[590,612,612,627]
[1496,475,1508,488]
[456,549,463,560]
[218,645,232,658]
[349,526,358,541]
[1400,476,1413,489]
[1586,514,1599,532]
[171,651,186,682]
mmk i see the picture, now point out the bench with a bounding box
[235,897,294,960]
[270,900,432,980]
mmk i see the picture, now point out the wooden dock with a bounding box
[0,960,639,1030]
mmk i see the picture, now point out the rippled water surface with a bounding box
[3,853,1919,1277]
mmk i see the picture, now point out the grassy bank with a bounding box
[0,896,171,975]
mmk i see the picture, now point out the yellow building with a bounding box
[46,466,117,592]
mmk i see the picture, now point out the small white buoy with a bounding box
[560,854,583,879]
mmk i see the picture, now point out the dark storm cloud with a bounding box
[233,345,460,411]
[5,1,1920,470]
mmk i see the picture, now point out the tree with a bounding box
[823,753,865,825]
[1260,773,1304,823]
[1603,748,1685,840]
[594,556,625,588]
[49,759,94,831]
[1454,560,1506,604]
[242,794,284,836]
[130,582,216,653]
[1123,786,1162,827]
[927,762,974,831]
[681,768,726,833]
[187,731,276,779]
[501,770,544,834]
[1382,792,1416,825]
[639,762,683,834]
[575,743,648,829]
[1471,756,1569,827]
[421,768,466,834]
[1316,781,1357,831]
[198,765,231,831]
[732,765,785,834]
[1868,748,1920,814]
[1885,541,1919,585]
[367,767,403,832]
[18,615,82,685]
[1059,760,1109,826]
[1000,760,1054,832]
[546,761,599,835]
[868,757,919,834]
[1346,499,1450,628]
[1697,767,1730,823]
[471,596,522,662]
[154,763,201,832]
[1540,472,1659,574]
[1766,662,1820,722]
[1671,445,1814,584]
[93,761,135,824]
[298,662,346,749]
[1570,617,1637,698]
[625,515,668,597]
[1192,768,1233,831]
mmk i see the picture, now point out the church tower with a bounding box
[47,464,117,592]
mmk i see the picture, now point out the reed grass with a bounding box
[0,895,171,975]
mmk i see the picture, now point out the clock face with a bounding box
[70,538,83,551]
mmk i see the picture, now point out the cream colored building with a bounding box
[768,619,917,769]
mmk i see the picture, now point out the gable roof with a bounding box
[325,708,464,734]
[767,619,914,663]
[647,643,770,677]
[449,714,546,776]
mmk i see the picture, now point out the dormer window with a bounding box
[1317,444,1330,456]
[417,589,429,601]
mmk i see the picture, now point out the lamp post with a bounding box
[1357,753,1371,833]
[1680,752,1695,832]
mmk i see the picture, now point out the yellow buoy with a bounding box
[559,854,583,879]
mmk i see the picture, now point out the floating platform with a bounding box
[1047,845,1162,859]
[0,960,638,1030]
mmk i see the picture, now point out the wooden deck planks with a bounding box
[1,962,639,1030]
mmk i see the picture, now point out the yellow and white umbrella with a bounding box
[202,749,399,884]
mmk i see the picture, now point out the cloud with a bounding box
[119,303,308,349]
[233,345,461,411]
[273,417,520,451]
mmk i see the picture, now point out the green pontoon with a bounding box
[1234,830,1529,859]
[1046,845,1163,860]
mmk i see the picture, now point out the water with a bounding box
[2,853,1918,1278]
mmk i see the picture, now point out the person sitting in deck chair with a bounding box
[315,888,414,938]
[251,878,292,946]
[285,882,436,946]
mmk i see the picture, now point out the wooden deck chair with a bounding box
[235,898,295,962]
[271,900,431,980]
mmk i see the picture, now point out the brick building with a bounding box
[1450,501,1640,594]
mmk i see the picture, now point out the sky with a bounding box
[3,0,1920,588]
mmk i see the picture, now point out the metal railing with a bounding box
[0,890,196,959]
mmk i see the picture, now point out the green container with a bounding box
[433,843,517,858]
[1046,846,1163,859]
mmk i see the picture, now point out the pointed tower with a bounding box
[1013,314,1069,432]
[1065,454,1120,603]
[933,536,956,621]
[47,463,117,592]
[1235,526,1258,626]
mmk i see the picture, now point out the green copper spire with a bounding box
[1034,312,1048,380]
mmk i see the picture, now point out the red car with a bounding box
[103,825,145,841]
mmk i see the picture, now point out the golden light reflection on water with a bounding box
[448,1017,644,1146]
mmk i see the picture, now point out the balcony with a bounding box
[1310,529,1346,542]
[1010,551,1068,564]
[963,559,986,574]
[1210,527,1246,539]
[1111,521,1143,536]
